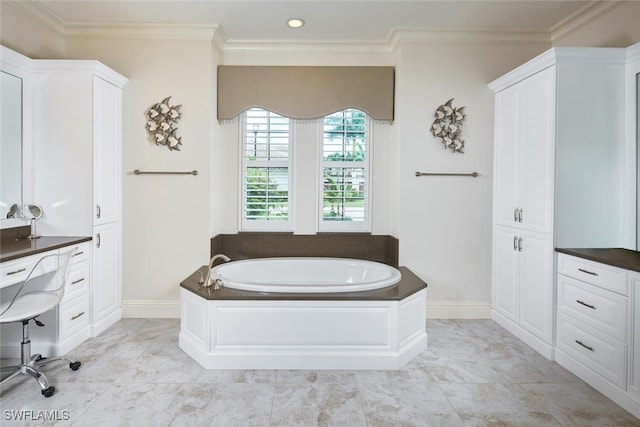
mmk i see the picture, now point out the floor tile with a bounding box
[2,318,638,426]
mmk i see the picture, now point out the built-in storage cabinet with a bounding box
[556,254,629,389]
[32,59,127,337]
[58,242,92,352]
[555,252,640,419]
[493,65,555,235]
[630,272,640,399]
[91,222,121,334]
[93,75,122,227]
[490,47,626,360]
[0,241,92,357]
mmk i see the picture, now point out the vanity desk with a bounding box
[1,230,92,358]
[555,247,640,418]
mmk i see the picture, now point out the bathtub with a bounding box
[211,257,402,293]
[179,257,428,370]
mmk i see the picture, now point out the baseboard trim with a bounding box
[426,300,492,319]
[122,299,491,320]
[122,300,180,318]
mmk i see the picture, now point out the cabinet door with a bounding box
[93,76,122,226]
[493,84,521,227]
[630,272,640,398]
[520,66,556,234]
[92,223,121,327]
[519,231,554,341]
[492,226,520,322]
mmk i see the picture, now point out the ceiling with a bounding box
[31,0,603,43]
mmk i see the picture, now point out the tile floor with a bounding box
[1,318,639,426]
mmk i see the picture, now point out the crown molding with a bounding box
[627,41,640,62]
[388,27,550,49]
[9,1,219,42]
[550,0,623,44]
[64,23,220,41]
[222,38,392,54]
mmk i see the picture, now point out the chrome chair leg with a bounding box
[0,320,81,397]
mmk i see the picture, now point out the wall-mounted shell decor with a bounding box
[430,98,466,153]
[146,96,182,151]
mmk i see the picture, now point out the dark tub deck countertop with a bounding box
[556,248,640,273]
[181,265,427,301]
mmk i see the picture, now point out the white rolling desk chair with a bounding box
[0,249,81,397]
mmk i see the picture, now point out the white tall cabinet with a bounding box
[33,60,127,336]
[490,48,626,359]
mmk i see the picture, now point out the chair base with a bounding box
[0,320,81,397]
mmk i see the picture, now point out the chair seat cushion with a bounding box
[0,293,61,323]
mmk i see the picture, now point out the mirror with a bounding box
[0,70,23,220]
[23,204,42,239]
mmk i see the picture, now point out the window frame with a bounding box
[239,109,294,232]
[317,110,372,232]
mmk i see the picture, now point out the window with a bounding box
[240,108,292,231]
[319,109,370,231]
[238,108,371,232]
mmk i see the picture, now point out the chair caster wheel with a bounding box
[69,361,81,371]
[42,386,55,397]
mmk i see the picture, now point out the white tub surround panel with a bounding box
[179,266,427,370]
[490,47,627,360]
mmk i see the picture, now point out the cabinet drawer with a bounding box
[556,313,626,388]
[0,252,57,287]
[64,261,90,302]
[59,293,90,341]
[557,275,627,340]
[557,254,627,295]
[68,243,91,265]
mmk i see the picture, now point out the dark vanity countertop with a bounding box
[556,248,640,273]
[181,266,427,301]
[0,236,92,263]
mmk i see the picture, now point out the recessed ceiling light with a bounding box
[287,18,305,29]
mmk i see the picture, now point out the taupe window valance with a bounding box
[217,66,395,122]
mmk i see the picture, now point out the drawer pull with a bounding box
[578,268,598,276]
[71,278,85,285]
[71,312,85,321]
[576,300,596,310]
[72,251,84,257]
[575,339,594,352]
[6,268,26,276]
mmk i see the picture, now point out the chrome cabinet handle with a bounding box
[514,208,518,222]
[71,278,85,285]
[575,340,594,352]
[72,251,84,257]
[518,208,523,223]
[513,236,518,251]
[96,233,101,248]
[71,312,85,321]
[576,300,595,310]
[578,268,598,276]
[96,204,101,219]
[7,268,26,276]
[517,237,523,252]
